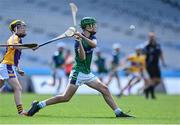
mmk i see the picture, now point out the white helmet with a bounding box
[113,43,121,49]
[135,44,144,50]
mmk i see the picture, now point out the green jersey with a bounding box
[52,51,65,68]
[95,56,108,73]
[73,35,96,74]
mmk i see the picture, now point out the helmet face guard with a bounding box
[80,17,97,35]
[80,17,96,29]
[9,20,27,37]
[9,20,26,32]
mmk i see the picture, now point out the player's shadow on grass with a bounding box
[0,115,135,119]
[37,114,116,119]
[37,114,135,119]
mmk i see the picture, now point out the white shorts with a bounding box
[69,70,98,86]
[97,72,107,79]
[128,70,149,80]
[0,63,17,80]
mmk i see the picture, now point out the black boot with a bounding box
[144,87,149,99]
[149,85,156,99]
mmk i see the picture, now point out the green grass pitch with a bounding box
[0,93,180,124]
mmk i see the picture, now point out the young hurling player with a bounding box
[27,17,133,118]
[0,20,30,115]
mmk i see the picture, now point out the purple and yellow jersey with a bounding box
[127,54,146,73]
[2,34,22,66]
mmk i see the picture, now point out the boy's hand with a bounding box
[74,31,83,38]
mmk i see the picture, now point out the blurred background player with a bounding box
[0,20,29,115]
[143,32,167,99]
[106,43,122,96]
[64,49,74,78]
[94,49,108,82]
[28,17,133,118]
[119,46,150,97]
[52,43,66,94]
[41,43,66,95]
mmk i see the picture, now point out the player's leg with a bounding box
[149,77,161,99]
[147,67,161,99]
[27,83,78,116]
[0,79,5,88]
[123,78,133,93]
[128,77,141,94]
[0,80,5,92]
[41,70,56,87]
[141,70,151,94]
[88,78,118,110]
[143,78,151,88]
[114,72,121,91]
[153,78,161,87]
[129,77,141,88]
[52,70,56,86]
[86,78,133,117]
[46,83,78,105]
[8,78,23,105]
[105,72,114,86]
[7,78,26,115]
[120,72,141,96]
[56,69,65,94]
[145,66,162,99]
[0,64,8,88]
[148,78,156,99]
[28,69,80,116]
[120,76,140,96]
[56,77,62,94]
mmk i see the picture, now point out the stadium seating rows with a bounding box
[0,0,179,70]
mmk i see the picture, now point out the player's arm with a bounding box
[8,42,23,50]
[8,35,23,50]
[12,44,25,50]
[75,32,97,48]
[119,56,129,70]
[160,52,166,67]
[74,35,86,61]
[159,46,167,67]
[126,54,134,62]
[8,35,35,50]
[78,41,86,60]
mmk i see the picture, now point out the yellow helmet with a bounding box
[9,20,26,32]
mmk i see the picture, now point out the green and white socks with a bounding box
[114,108,122,116]
[38,101,46,109]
